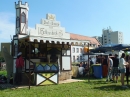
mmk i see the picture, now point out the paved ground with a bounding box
[59,79,84,84]
[0,79,85,89]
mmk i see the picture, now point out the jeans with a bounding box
[107,69,112,80]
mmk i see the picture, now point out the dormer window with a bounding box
[21,12,26,23]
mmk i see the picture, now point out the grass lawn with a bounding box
[0,77,130,97]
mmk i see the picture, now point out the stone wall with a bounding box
[59,70,72,81]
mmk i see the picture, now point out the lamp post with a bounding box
[87,43,90,82]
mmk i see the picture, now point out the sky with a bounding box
[0,0,130,44]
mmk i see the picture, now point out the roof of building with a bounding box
[69,33,101,46]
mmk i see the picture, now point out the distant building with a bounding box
[93,36,103,45]
[70,33,101,62]
[94,27,124,45]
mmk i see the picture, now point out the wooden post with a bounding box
[29,42,31,89]
[88,43,90,82]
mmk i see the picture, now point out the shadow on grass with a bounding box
[83,80,108,85]
[73,75,106,82]
[72,75,99,80]
[93,85,130,91]
[74,76,130,91]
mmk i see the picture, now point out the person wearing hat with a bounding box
[15,52,24,85]
[112,54,119,83]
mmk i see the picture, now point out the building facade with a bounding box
[70,33,100,62]
[93,36,103,45]
[94,27,124,45]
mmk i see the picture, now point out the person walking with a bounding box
[15,52,24,85]
[125,55,130,85]
[102,55,108,77]
[112,54,119,83]
[106,54,113,82]
[119,53,129,88]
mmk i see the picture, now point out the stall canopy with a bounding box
[100,43,118,51]
[90,44,130,53]
[90,47,107,53]
[112,44,130,50]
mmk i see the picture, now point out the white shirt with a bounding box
[92,57,96,64]
[119,58,126,69]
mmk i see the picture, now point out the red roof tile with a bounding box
[70,33,101,46]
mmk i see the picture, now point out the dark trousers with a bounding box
[126,67,129,84]
[15,67,22,84]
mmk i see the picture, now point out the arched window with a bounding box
[16,17,20,28]
[21,12,26,23]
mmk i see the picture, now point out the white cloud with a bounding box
[0,12,15,42]
[0,12,35,43]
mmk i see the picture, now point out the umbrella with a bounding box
[101,43,118,48]
[100,43,118,51]
[113,44,130,50]
[90,47,107,53]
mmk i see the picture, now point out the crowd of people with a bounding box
[78,53,130,88]
[104,53,130,88]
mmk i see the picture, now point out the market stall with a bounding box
[11,1,89,86]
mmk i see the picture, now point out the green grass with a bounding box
[0,77,130,97]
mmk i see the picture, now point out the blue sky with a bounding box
[0,0,130,43]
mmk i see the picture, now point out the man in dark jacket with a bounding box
[112,54,119,83]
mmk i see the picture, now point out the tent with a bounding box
[90,47,107,53]
[112,44,130,51]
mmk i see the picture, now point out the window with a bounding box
[80,56,82,61]
[77,56,79,61]
[76,48,79,53]
[93,44,96,47]
[80,48,82,53]
[21,12,26,23]
[73,56,75,62]
[73,47,75,53]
